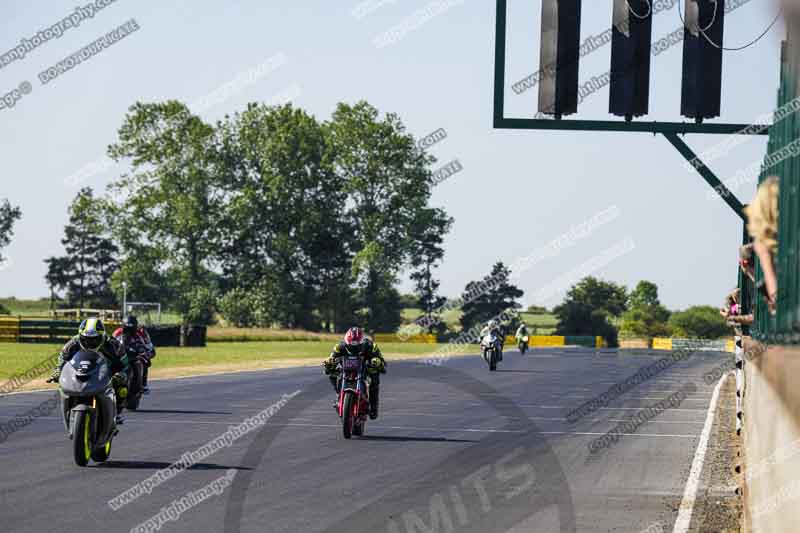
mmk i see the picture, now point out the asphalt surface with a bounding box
[0,347,731,533]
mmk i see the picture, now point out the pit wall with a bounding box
[741,340,800,532]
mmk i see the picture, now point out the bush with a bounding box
[526,305,549,314]
[184,287,217,326]
[668,305,729,339]
[217,288,255,328]
[0,302,9,315]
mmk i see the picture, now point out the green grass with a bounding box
[400,307,558,335]
[0,297,52,316]
[0,341,475,380]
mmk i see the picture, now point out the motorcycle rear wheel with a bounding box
[91,437,112,463]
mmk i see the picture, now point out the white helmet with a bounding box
[488,320,497,329]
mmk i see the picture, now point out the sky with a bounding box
[0,0,786,311]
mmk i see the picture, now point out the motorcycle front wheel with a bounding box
[127,360,143,411]
[489,349,497,371]
[342,392,355,439]
[72,410,92,467]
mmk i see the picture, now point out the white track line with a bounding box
[671,373,727,533]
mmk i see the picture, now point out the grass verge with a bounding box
[0,341,477,392]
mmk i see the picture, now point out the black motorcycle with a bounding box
[122,342,148,411]
[58,350,119,466]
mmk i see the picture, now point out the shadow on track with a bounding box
[358,435,477,443]
[129,409,233,415]
[95,461,252,471]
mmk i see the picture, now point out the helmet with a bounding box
[344,327,365,355]
[123,315,139,335]
[488,320,498,329]
[78,318,106,352]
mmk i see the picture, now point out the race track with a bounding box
[0,348,728,533]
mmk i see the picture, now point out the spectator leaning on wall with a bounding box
[744,176,780,315]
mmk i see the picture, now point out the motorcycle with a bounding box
[122,343,148,411]
[481,333,502,371]
[337,355,371,439]
[58,350,120,466]
[518,335,529,355]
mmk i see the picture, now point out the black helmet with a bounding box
[123,315,139,335]
[78,318,106,352]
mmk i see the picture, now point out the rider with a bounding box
[47,318,129,424]
[113,315,156,394]
[323,327,386,420]
[515,322,529,343]
[479,319,505,361]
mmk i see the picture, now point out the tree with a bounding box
[44,188,119,308]
[216,103,351,331]
[619,280,671,339]
[408,207,453,334]
[107,101,223,322]
[327,101,435,332]
[668,306,730,339]
[553,277,628,347]
[0,199,21,265]
[459,262,524,334]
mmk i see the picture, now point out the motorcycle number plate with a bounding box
[342,357,361,371]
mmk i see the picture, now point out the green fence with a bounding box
[752,42,800,343]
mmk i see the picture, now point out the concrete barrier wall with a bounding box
[742,340,800,532]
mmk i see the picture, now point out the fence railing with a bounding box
[753,41,800,342]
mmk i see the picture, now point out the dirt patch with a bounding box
[692,374,744,533]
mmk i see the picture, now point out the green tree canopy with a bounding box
[668,306,730,339]
[619,280,671,339]
[459,262,524,334]
[107,101,223,323]
[0,198,21,266]
[327,101,436,332]
[44,188,118,308]
[553,277,628,347]
[408,207,453,334]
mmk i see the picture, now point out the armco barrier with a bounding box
[0,316,20,342]
[651,338,734,352]
[530,335,565,347]
[374,333,437,344]
[652,338,673,350]
[564,335,597,348]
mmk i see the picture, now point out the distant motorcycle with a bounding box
[337,355,371,439]
[58,350,120,466]
[122,343,148,411]
[481,333,502,371]
[518,335,529,355]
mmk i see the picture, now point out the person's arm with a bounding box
[754,240,778,314]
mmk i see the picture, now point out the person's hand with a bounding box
[767,290,778,315]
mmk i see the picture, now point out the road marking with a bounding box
[671,373,727,533]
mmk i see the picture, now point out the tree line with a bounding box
[42,100,453,333]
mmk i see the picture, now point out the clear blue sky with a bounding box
[0,0,784,310]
